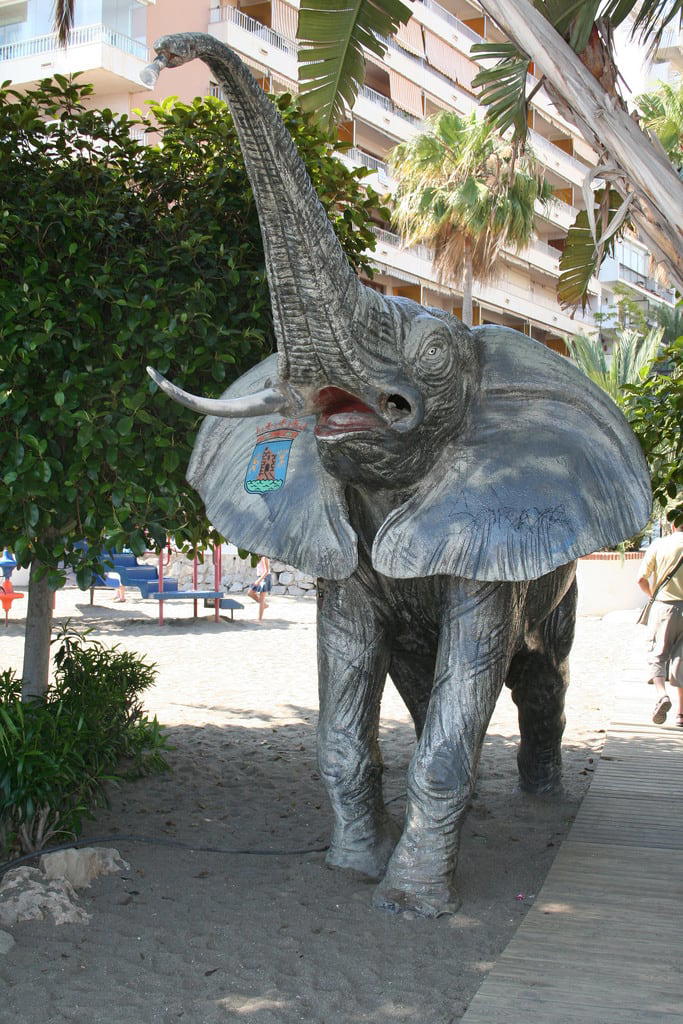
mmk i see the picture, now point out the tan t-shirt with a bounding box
[639,532,683,602]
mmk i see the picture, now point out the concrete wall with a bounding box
[576,552,646,616]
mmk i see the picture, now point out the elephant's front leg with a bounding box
[317,576,399,879]
[374,579,526,917]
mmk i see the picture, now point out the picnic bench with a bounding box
[147,591,244,622]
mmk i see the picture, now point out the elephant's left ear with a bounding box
[373,326,651,582]
[187,355,357,579]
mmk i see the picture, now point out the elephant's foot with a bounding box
[326,819,400,880]
[372,877,460,918]
[517,748,562,794]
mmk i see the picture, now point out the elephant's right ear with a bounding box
[186,355,357,579]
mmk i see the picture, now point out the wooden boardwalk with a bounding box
[461,675,683,1024]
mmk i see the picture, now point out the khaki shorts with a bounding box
[648,602,683,686]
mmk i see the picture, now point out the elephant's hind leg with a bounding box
[508,579,577,794]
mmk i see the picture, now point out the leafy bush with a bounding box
[624,336,683,525]
[0,627,168,859]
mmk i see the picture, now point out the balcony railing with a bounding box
[209,6,297,56]
[0,23,149,63]
[380,34,458,90]
[370,225,433,262]
[528,128,591,177]
[658,24,682,49]
[548,196,578,221]
[339,147,393,185]
[618,263,675,302]
[357,84,421,124]
[416,0,484,44]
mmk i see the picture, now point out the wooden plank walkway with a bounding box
[461,674,683,1024]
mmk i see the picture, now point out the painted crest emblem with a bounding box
[244,419,306,494]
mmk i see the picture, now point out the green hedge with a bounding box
[0,626,168,859]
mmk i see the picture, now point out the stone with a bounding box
[40,847,129,889]
[279,571,294,585]
[0,930,15,954]
[288,586,306,597]
[270,585,286,595]
[0,867,89,926]
[229,582,244,593]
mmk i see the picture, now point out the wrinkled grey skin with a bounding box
[146,34,651,917]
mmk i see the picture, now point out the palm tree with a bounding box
[388,111,553,326]
[565,326,664,408]
[637,79,683,174]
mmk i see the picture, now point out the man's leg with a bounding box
[649,606,674,724]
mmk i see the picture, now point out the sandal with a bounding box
[652,694,672,725]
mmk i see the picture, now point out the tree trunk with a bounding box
[21,560,54,701]
[462,243,474,327]
[475,0,683,293]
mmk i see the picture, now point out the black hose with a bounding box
[0,793,406,877]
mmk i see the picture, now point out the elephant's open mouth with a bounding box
[313,387,413,438]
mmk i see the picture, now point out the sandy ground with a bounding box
[0,586,654,1024]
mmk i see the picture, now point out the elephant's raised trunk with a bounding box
[145,32,370,391]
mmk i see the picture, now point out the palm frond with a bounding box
[471,41,530,142]
[637,79,683,171]
[558,187,623,310]
[54,0,75,46]
[297,0,411,130]
[604,0,683,48]
[567,324,664,406]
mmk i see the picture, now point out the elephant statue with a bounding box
[145,34,651,917]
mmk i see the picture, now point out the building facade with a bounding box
[1,0,673,347]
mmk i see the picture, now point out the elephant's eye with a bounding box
[421,338,447,362]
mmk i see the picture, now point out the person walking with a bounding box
[247,555,272,622]
[637,520,683,726]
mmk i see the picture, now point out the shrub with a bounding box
[0,627,168,859]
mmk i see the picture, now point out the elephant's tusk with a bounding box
[146,366,289,418]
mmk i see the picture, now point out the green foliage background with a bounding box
[0,77,384,586]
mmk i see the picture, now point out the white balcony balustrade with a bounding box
[0,22,150,92]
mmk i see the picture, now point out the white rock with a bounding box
[229,582,244,593]
[0,867,89,926]
[270,585,286,595]
[40,847,129,889]
[288,586,306,597]
[299,581,315,590]
[279,571,294,585]
[0,929,15,954]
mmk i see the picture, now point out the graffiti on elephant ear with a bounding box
[244,419,306,494]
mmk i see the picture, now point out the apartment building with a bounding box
[1,0,673,347]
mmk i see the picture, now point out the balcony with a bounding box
[209,6,297,81]
[0,22,150,91]
[600,256,676,305]
[368,225,436,281]
[538,196,577,232]
[411,0,485,62]
[336,147,393,189]
[476,277,597,335]
[656,22,683,73]
[353,84,422,140]
[528,128,592,186]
